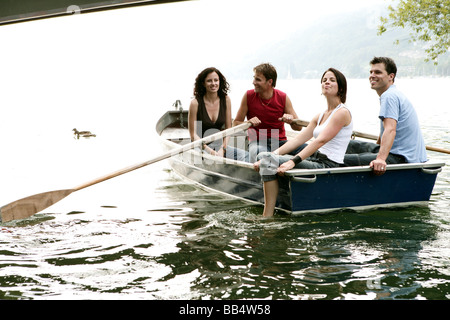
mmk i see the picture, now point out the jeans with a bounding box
[203,140,249,162]
[249,139,307,163]
[344,140,406,166]
[257,151,340,182]
[225,146,248,162]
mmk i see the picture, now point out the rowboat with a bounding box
[156,107,446,215]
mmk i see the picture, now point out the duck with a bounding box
[73,128,96,139]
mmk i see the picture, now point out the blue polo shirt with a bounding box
[379,85,427,163]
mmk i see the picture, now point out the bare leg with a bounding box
[262,179,279,217]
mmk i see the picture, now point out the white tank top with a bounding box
[313,104,353,164]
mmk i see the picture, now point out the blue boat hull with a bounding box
[157,110,445,214]
[287,165,441,213]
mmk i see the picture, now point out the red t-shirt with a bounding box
[247,89,287,142]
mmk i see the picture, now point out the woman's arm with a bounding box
[302,108,350,156]
[221,96,233,154]
[253,114,317,172]
[188,98,218,156]
[275,114,318,155]
[277,108,351,174]
[188,99,200,142]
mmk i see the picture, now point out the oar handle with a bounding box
[292,119,450,155]
[351,130,378,141]
[426,146,450,155]
[74,122,252,191]
[290,119,310,127]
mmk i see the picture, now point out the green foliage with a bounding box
[379,0,450,63]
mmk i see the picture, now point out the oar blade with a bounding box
[1,189,73,223]
[1,122,253,223]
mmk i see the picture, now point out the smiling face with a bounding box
[203,72,220,94]
[252,72,273,94]
[370,63,395,96]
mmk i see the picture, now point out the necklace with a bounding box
[258,93,273,106]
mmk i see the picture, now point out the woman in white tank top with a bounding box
[313,104,353,163]
[254,68,353,217]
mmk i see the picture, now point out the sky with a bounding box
[2,0,390,60]
[0,0,393,135]
[1,0,390,74]
[0,0,393,115]
[0,0,393,119]
[117,0,389,62]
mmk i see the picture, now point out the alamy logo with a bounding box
[366,278,382,290]
[67,5,81,15]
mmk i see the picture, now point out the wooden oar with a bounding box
[0,122,252,223]
[292,119,450,155]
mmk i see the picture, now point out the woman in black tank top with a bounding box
[196,94,227,139]
[188,68,248,161]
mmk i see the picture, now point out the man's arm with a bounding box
[233,93,260,127]
[233,93,249,126]
[282,96,302,131]
[370,117,397,175]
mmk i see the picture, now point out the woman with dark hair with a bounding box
[254,68,353,217]
[188,67,248,161]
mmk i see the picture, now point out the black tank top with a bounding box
[196,96,227,138]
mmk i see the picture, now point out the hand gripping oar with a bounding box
[292,119,450,155]
[0,122,252,223]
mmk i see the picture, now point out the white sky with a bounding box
[112,0,389,61]
[0,0,392,133]
[1,0,390,73]
[0,0,393,113]
[0,0,392,115]
[183,0,387,56]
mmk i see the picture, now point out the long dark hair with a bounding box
[193,67,230,99]
[321,68,347,103]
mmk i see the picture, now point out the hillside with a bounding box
[226,6,450,79]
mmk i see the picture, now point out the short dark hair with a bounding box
[321,68,347,103]
[370,57,397,81]
[253,63,278,87]
[193,67,230,99]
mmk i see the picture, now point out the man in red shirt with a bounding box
[233,63,303,162]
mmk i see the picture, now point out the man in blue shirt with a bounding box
[344,57,427,175]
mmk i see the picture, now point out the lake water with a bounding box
[1,77,449,303]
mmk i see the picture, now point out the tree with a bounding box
[378,0,450,64]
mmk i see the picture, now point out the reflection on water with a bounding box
[1,161,449,300]
[156,191,441,300]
